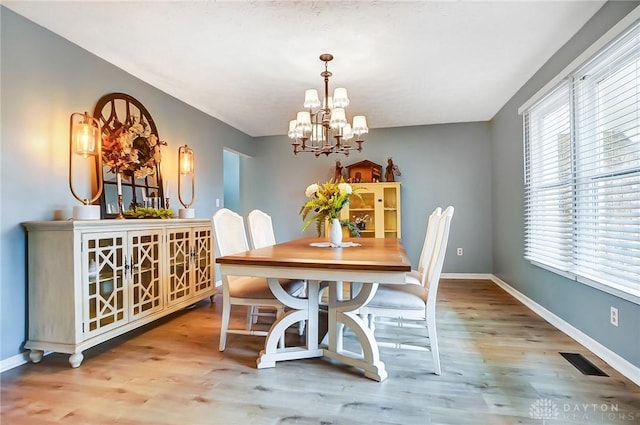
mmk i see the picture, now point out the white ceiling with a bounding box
[4,1,605,137]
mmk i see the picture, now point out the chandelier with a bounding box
[288,53,368,157]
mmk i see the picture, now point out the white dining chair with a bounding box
[213,208,305,351]
[246,209,306,335]
[358,206,454,375]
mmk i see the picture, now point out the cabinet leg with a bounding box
[69,352,84,368]
[209,295,216,303]
[29,349,44,363]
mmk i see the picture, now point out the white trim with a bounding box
[518,5,640,114]
[490,274,640,387]
[1,352,32,373]
[441,273,494,280]
[530,260,640,305]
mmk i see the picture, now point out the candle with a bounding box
[116,173,122,196]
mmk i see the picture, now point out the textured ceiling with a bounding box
[4,1,605,137]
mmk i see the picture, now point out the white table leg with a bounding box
[323,282,388,382]
[257,279,323,368]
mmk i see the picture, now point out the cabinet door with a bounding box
[348,188,377,238]
[129,230,164,320]
[82,232,128,337]
[382,184,401,238]
[192,226,214,295]
[166,227,193,306]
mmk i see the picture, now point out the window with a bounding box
[523,21,640,302]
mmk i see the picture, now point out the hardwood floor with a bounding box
[2,279,639,424]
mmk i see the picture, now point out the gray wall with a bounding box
[491,0,640,368]
[0,7,254,361]
[243,122,493,272]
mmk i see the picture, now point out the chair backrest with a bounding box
[417,207,442,283]
[212,208,250,257]
[247,209,276,249]
[425,206,454,305]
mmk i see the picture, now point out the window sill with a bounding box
[530,260,640,306]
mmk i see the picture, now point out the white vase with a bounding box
[330,218,342,247]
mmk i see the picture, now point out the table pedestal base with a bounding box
[257,279,387,382]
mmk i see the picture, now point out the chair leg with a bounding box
[247,306,257,330]
[219,297,231,351]
[427,311,441,375]
[298,319,306,336]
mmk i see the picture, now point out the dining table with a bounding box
[215,237,412,382]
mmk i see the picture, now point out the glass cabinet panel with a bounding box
[84,233,128,336]
[193,227,214,295]
[130,231,163,319]
[339,182,401,239]
[167,228,193,306]
[349,191,376,238]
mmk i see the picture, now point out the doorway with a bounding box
[223,149,240,212]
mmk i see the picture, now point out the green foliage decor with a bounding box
[300,178,361,236]
[124,207,174,219]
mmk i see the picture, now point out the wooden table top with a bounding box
[216,237,411,272]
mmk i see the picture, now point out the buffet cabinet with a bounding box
[342,182,402,238]
[22,219,215,367]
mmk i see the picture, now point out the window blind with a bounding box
[523,21,640,299]
[524,82,573,270]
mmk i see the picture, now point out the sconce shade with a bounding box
[179,145,194,175]
[178,144,195,213]
[71,112,100,157]
[69,112,103,219]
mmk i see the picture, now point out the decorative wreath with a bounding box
[102,119,166,179]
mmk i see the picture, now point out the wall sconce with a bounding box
[69,112,103,220]
[178,145,195,218]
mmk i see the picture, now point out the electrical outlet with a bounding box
[610,306,619,327]
[457,248,463,256]
[216,198,220,207]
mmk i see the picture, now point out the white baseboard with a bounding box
[1,351,30,373]
[441,273,494,280]
[490,274,640,387]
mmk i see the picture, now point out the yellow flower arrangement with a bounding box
[102,119,166,179]
[300,178,360,236]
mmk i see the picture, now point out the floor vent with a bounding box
[560,352,608,377]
